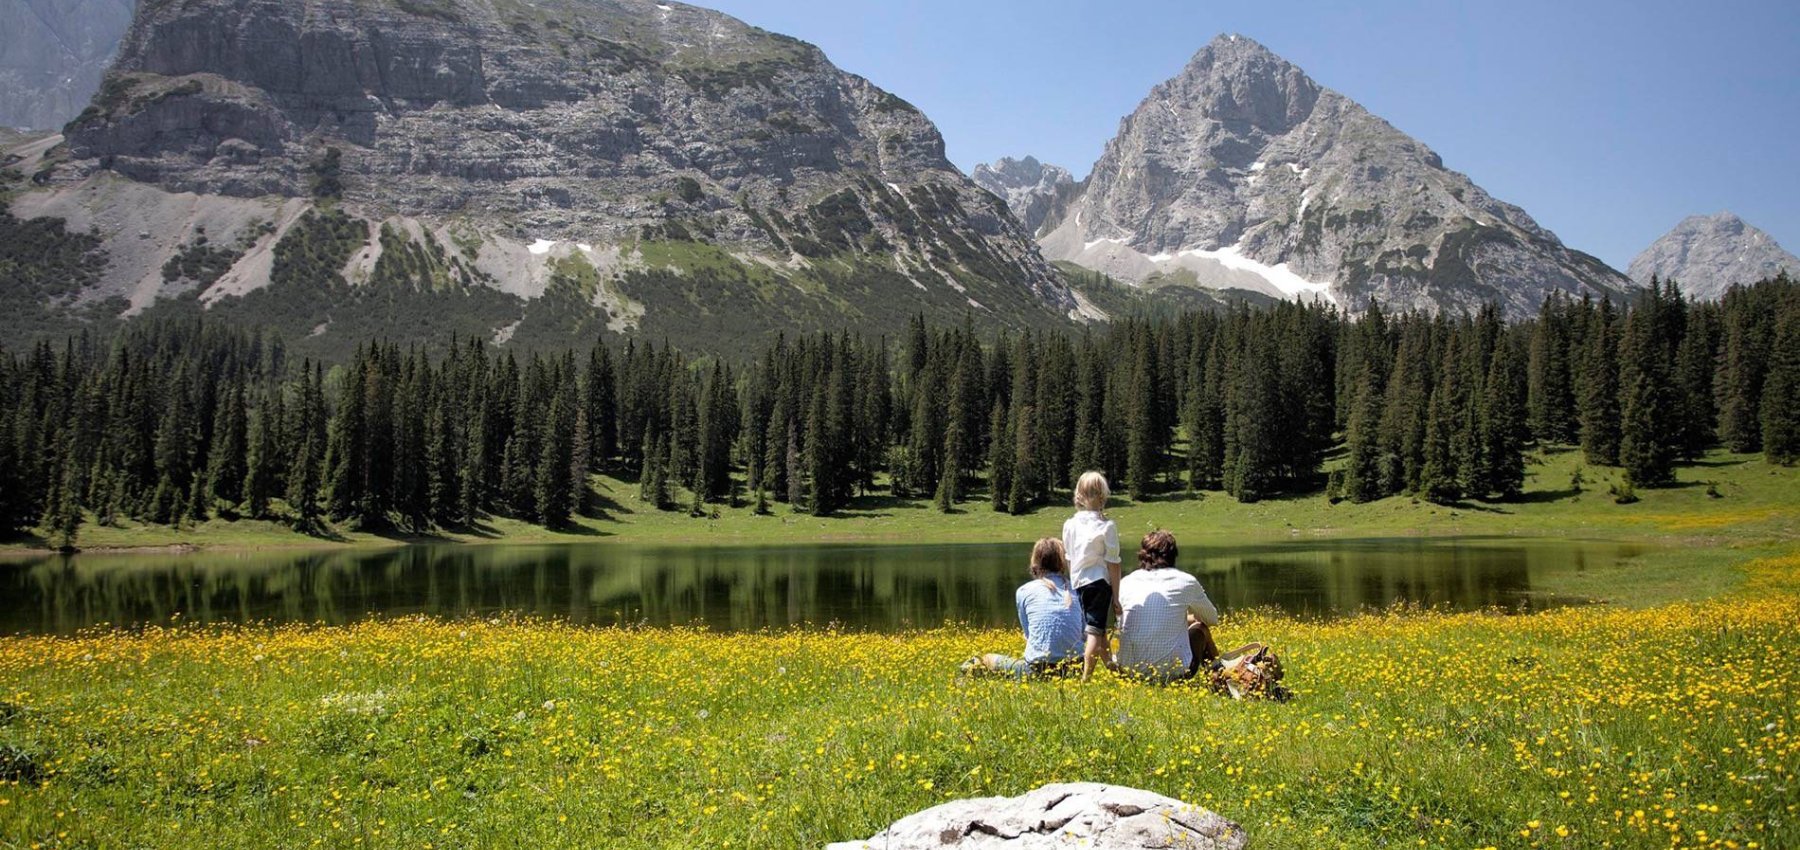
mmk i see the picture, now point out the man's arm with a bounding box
[1188,581,1219,626]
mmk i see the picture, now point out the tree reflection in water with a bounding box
[0,539,1641,636]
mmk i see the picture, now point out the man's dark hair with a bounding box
[1137,530,1178,570]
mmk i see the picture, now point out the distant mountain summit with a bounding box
[1040,34,1632,317]
[5,0,1080,355]
[971,156,1074,234]
[1629,212,1798,300]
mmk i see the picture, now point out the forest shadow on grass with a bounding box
[1510,487,1581,505]
[1681,457,1749,469]
[583,483,636,524]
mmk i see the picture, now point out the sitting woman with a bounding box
[1115,530,1220,683]
[962,538,1085,680]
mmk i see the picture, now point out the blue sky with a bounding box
[699,0,1799,270]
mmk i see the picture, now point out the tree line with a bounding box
[1,275,1795,547]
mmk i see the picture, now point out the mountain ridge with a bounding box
[1629,211,1798,300]
[4,0,1084,356]
[1038,34,1634,318]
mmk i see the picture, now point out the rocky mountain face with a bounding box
[1039,34,1633,319]
[0,0,135,130]
[1629,212,1797,300]
[5,0,1081,356]
[971,155,1074,235]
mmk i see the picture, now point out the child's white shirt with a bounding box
[1061,510,1120,588]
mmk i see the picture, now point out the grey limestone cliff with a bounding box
[1040,34,1633,318]
[8,0,1079,354]
[972,155,1074,235]
[1629,212,1797,301]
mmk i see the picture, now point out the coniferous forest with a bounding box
[1,275,1795,549]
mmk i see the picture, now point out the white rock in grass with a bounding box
[825,782,1248,849]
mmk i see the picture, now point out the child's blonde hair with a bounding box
[1073,471,1110,512]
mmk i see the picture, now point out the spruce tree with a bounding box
[535,366,577,527]
[1124,333,1160,499]
[1341,362,1385,502]
[1619,297,1677,487]
[1476,339,1526,499]
[1715,300,1766,452]
[1418,334,1465,504]
[987,399,1013,512]
[1674,306,1717,460]
[242,387,282,519]
[1577,300,1622,466]
[1761,309,1800,465]
[806,382,832,516]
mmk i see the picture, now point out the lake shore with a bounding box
[4,448,1792,609]
[1,448,1795,848]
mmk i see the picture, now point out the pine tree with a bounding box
[1007,403,1037,515]
[935,364,966,513]
[287,364,327,527]
[805,381,832,516]
[1525,293,1576,443]
[1418,333,1465,504]
[1124,331,1160,499]
[242,387,282,519]
[1619,295,1677,488]
[987,399,1013,512]
[584,342,617,468]
[1674,306,1717,460]
[1761,308,1800,465]
[1341,362,1385,502]
[203,380,249,511]
[1578,300,1622,466]
[46,432,83,550]
[1715,295,1766,452]
[1476,338,1526,499]
[535,362,578,527]
[325,351,369,522]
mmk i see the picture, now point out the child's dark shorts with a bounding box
[1076,580,1114,636]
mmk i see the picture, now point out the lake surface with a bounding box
[0,538,1644,636]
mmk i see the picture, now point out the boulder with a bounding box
[826,782,1248,849]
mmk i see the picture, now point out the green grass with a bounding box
[0,450,1795,848]
[0,554,1795,849]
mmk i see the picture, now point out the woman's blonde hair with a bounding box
[1073,471,1110,512]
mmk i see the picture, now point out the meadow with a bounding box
[0,449,1795,848]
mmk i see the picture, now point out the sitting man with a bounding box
[962,538,1084,680]
[1115,530,1220,683]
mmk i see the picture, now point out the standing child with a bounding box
[1062,471,1122,680]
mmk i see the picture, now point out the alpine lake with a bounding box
[0,537,1643,636]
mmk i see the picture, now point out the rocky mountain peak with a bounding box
[6,0,1084,356]
[971,156,1073,235]
[1629,212,1798,300]
[1166,34,1320,135]
[1038,33,1631,318]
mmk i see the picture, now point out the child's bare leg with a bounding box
[1082,632,1105,680]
